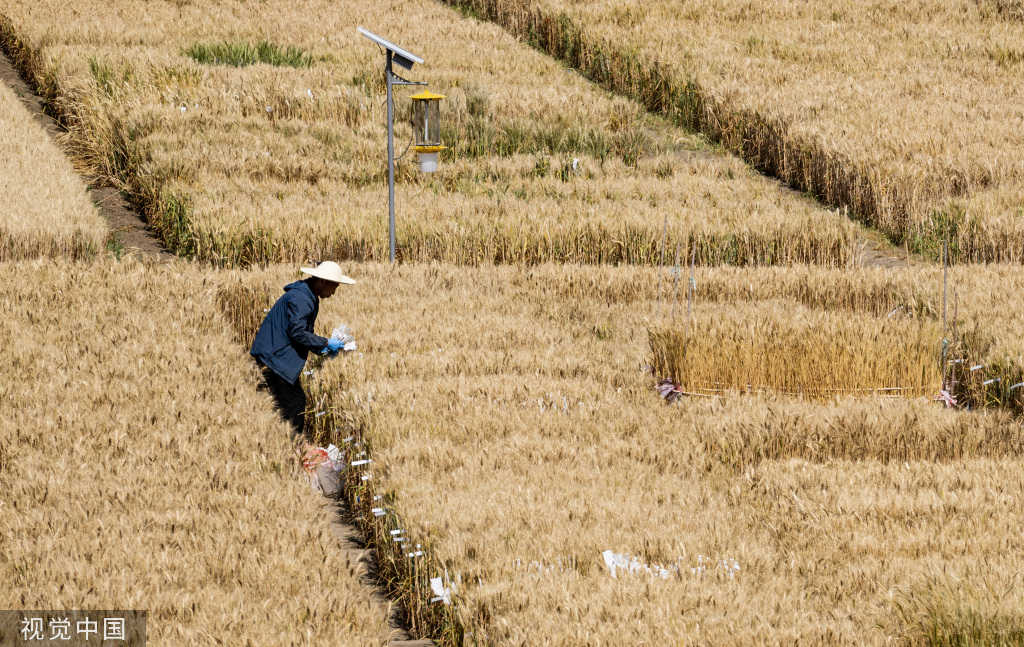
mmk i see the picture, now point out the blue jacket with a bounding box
[250,279,329,384]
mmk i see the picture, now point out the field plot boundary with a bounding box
[312,400,464,646]
[0,37,167,260]
[439,0,989,261]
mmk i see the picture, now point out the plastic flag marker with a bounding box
[430,577,452,604]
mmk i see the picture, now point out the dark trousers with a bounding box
[260,365,306,438]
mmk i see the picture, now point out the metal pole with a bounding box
[669,242,682,318]
[684,239,697,340]
[942,239,947,334]
[386,51,396,264]
[656,214,667,319]
[941,238,948,388]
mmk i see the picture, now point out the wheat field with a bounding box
[0,258,388,646]
[0,75,105,259]
[444,0,1024,262]
[0,0,863,266]
[5,0,1024,643]
[218,261,1024,645]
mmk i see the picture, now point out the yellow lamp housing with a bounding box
[410,90,446,172]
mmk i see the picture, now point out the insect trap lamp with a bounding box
[410,90,446,172]
[358,25,450,262]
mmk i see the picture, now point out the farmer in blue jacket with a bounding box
[250,261,356,438]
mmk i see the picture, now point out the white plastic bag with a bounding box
[331,324,357,352]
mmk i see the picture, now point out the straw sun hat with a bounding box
[301,261,356,285]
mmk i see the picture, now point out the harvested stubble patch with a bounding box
[0,76,105,259]
[443,0,1024,262]
[220,262,1024,645]
[0,258,386,646]
[0,0,860,266]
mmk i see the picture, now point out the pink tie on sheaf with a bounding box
[933,390,957,408]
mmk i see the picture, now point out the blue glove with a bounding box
[323,338,344,354]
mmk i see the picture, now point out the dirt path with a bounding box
[860,241,908,268]
[324,498,435,646]
[0,48,168,260]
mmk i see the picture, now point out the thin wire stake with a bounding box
[684,240,697,341]
[941,238,948,384]
[942,238,948,335]
[948,293,958,394]
[670,242,682,318]
[905,235,913,319]
[656,214,667,319]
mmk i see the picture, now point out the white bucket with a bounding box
[419,151,439,173]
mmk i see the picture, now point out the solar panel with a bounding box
[358,27,424,70]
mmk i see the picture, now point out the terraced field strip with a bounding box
[0,0,867,266]
[0,49,105,259]
[441,0,1024,262]
[0,47,166,259]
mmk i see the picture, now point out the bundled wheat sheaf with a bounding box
[650,303,943,398]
